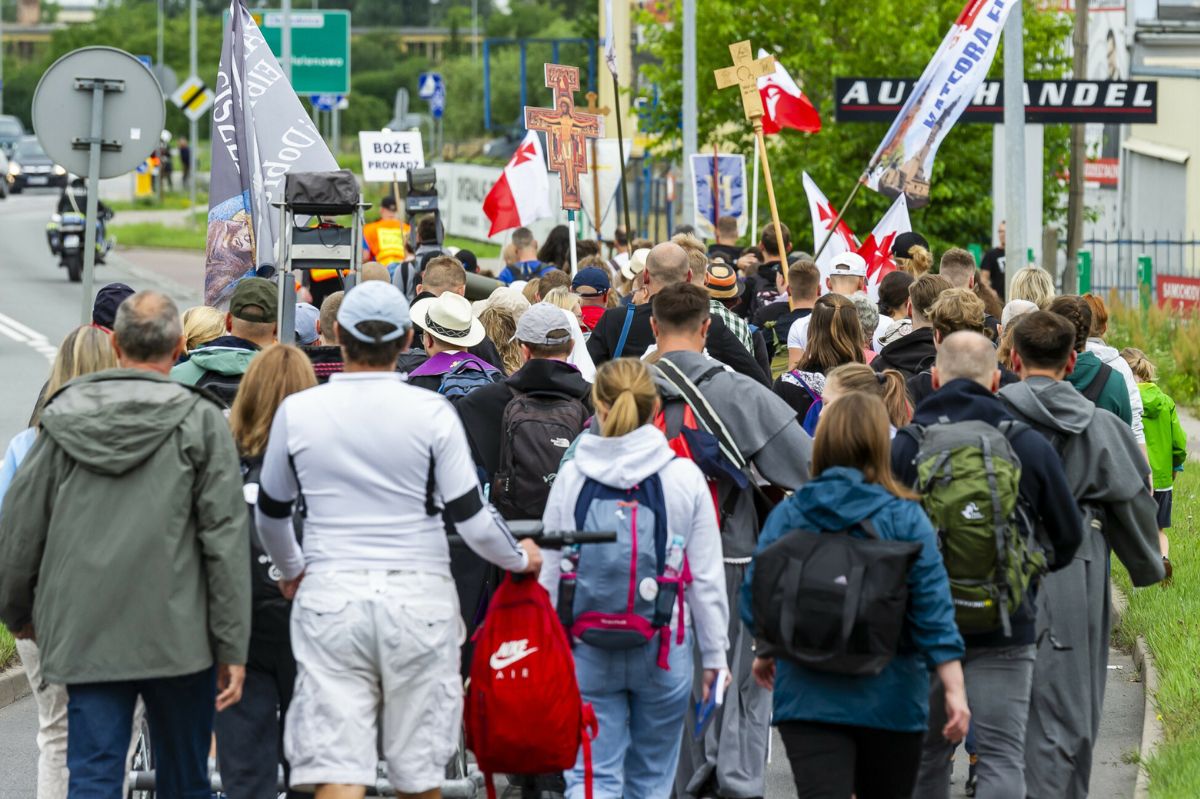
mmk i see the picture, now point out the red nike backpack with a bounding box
[465,574,597,799]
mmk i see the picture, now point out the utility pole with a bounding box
[472,0,479,61]
[1003,1,1027,300]
[680,0,697,234]
[1065,0,1088,292]
[281,0,293,80]
[189,0,197,216]
[156,0,164,70]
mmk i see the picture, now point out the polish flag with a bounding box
[803,172,860,279]
[856,194,912,301]
[483,131,553,237]
[757,49,821,135]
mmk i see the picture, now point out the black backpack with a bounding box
[241,456,304,630]
[491,389,589,520]
[751,519,922,676]
[195,370,243,409]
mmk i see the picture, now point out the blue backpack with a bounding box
[438,358,503,399]
[558,474,690,669]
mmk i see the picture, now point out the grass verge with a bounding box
[108,192,208,212]
[1111,469,1200,797]
[109,221,206,251]
[0,625,14,670]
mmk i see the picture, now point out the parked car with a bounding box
[0,150,8,199]
[0,115,23,158]
[8,136,68,193]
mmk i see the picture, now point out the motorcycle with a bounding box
[46,208,114,283]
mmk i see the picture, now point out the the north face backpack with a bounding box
[751,519,922,676]
[438,358,503,400]
[559,474,691,669]
[466,574,597,799]
[491,389,590,520]
[901,419,1047,636]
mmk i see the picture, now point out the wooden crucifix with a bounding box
[714,41,788,267]
[584,91,610,240]
[524,64,604,212]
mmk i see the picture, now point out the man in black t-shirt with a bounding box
[980,220,1006,301]
[753,258,819,361]
[707,215,743,265]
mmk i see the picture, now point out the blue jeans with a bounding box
[567,632,693,799]
[67,667,216,799]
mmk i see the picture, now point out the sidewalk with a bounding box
[1176,406,1200,458]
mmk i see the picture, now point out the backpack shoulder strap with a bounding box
[654,358,746,471]
[573,477,605,532]
[612,304,637,359]
[1082,362,1114,404]
[642,473,670,575]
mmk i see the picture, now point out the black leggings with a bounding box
[779,720,924,799]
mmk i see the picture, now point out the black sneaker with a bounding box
[966,757,978,797]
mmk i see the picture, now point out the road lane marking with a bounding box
[0,311,56,363]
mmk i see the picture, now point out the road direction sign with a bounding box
[170,74,214,122]
[310,93,348,112]
[255,10,351,95]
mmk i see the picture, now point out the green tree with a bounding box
[638,0,1071,254]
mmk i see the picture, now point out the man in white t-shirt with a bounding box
[255,280,542,798]
[786,252,890,368]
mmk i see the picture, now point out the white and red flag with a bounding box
[804,172,860,278]
[856,195,912,301]
[483,131,554,237]
[756,49,821,135]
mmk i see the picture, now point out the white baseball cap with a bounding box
[829,252,868,278]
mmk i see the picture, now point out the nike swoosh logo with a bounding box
[490,648,538,670]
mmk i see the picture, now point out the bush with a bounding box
[1105,295,1200,411]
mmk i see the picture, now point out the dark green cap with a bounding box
[230,277,278,323]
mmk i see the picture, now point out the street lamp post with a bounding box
[1003,0,1027,300]
[189,0,198,215]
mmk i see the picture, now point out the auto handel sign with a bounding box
[836,78,1157,124]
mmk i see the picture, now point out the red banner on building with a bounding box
[1158,275,1200,310]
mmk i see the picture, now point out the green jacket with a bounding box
[0,369,250,684]
[1068,351,1133,427]
[170,344,258,386]
[1139,381,1187,490]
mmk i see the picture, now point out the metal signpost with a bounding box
[32,47,164,324]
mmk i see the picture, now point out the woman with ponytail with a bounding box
[539,358,730,799]
[824,363,912,432]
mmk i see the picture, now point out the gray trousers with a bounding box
[914,645,1037,799]
[1024,529,1112,799]
[674,562,772,799]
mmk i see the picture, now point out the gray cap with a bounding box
[515,302,573,346]
[294,302,320,345]
[336,281,411,343]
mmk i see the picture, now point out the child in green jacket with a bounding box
[1122,347,1186,578]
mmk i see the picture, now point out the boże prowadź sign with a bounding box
[836,78,1157,124]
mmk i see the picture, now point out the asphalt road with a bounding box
[0,190,1142,797]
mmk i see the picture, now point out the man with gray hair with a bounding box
[586,241,768,383]
[0,290,251,799]
[892,331,1082,799]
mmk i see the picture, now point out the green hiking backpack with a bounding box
[902,419,1047,637]
[762,319,791,379]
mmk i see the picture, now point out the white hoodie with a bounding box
[1087,338,1145,443]
[540,425,731,670]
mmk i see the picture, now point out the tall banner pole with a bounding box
[813,171,870,262]
[612,73,633,239]
[751,135,761,238]
[711,144,720,231]
[568,209,579,275]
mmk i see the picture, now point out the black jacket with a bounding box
[707,243,742,265]
[872,327,936,381]
[754,301,811,358]
[906,365,1021,407]
[587,303,769,385]
[891,378,1084,650]
[456,358,593,478]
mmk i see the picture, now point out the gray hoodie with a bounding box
[999,376,1164,586]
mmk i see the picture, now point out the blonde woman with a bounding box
[894,232,934,277]
[540,358,729,799]
[0,326,123,799]
[1008,266,1056,308]
[218,345,317,797]
[182,305,226,353]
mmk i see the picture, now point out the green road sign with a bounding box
[251,10,350,95]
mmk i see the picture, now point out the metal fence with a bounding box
[1077,233,1200,306]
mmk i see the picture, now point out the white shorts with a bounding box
[284,570,465,793]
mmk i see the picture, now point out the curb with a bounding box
[0,664,31,712]
[1112,587,1165,799]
